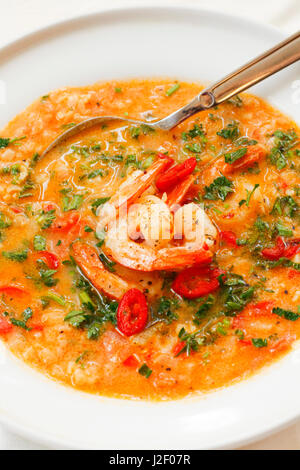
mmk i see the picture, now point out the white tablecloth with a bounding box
[1,0,300,450]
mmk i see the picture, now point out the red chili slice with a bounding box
[117,289,148,336]
[123,355,139,367]
[172,266,224,299]
[36,251,60,269]
[50,212,80,231]
[10,206,23,214]
[219,230,238,248]
[156,157,197,192]
[0,317,12,334]
[261,236,285,261]
[30,323,44,332]
[173,341,186,357]
[0,285,28,296]
[288,269,300,279]
[283,238,300,259]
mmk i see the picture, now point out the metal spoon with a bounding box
[42,31,300,158]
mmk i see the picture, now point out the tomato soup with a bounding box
[0,79,299,400]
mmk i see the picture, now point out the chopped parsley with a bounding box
[152,297,179,324]
[33,235,46,251]
[220,273,254,317]
[217,121,239,141]
[62,194,84,212]
[0,212,11,229]
[0,136,26,149]
[239,183,260,207]
[204,176,234,201]
[138,363,152,378]
[2,248,28,262]
[193,295,215,325]
[272,307,300,321]
[224,148,247,164]
[182,123,207,155]
[65,273,118,340]
[269,129,298,170]
[176,328,204,356]
[182,123,206,141]
[39,267,59,287]
[274,221,293,238]
[19,178,35,199]
[9,307,33,331]
[252,338,268,348]
[129,127,141,140]
[41,292,66,307]
[91,197,110,215]
[37,209,56,229]
[88,169,103,179]
[166,83,180,97]
[271,196,299,219]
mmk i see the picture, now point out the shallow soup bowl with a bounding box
[0,4,299,449]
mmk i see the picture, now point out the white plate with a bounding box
[0,4,300,450]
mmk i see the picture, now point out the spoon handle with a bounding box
[206,30,300,105]
[159,31,300,130]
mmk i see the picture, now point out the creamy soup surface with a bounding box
[0,79,299,400]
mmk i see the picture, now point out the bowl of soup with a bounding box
[0,4,299,449]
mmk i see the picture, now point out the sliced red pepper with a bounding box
[30,323,44,332]
[261,237,300,261]
[239,339,252,346]
[10,206,23,214]
[173,341,186,357]
[36,251,60,269]
[283,238,300,259]
[261,236,285,261]
[288,269,300,279]
[117,288,148,336]
[0,285,28,296]
[219,230,238,248]
[252,301,274,313]
[123,355,139,367]
[172,266,224,299]
[156,157,197,192]
[0,317,12,334]
[50,212,80,231]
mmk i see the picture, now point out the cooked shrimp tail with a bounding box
[72,242,135,300]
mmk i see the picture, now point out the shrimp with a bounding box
[72,242,136,300]
[128,195,173,249]
[105,202,216,271]
[202,145,266,186]
[97,156,172,228]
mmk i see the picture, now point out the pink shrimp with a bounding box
[104,203,216,271]
[202,145,266,186]
[97,156,173,228]
[72,242,136,300]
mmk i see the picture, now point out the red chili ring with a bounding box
[172,266,224,299]
[261,236,285,261]
[117,288,148,336]
[37,251,60,270]
[156,157,197,192]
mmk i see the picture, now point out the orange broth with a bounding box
[0,79,299,400]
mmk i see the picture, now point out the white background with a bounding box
[0,0,299,450]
